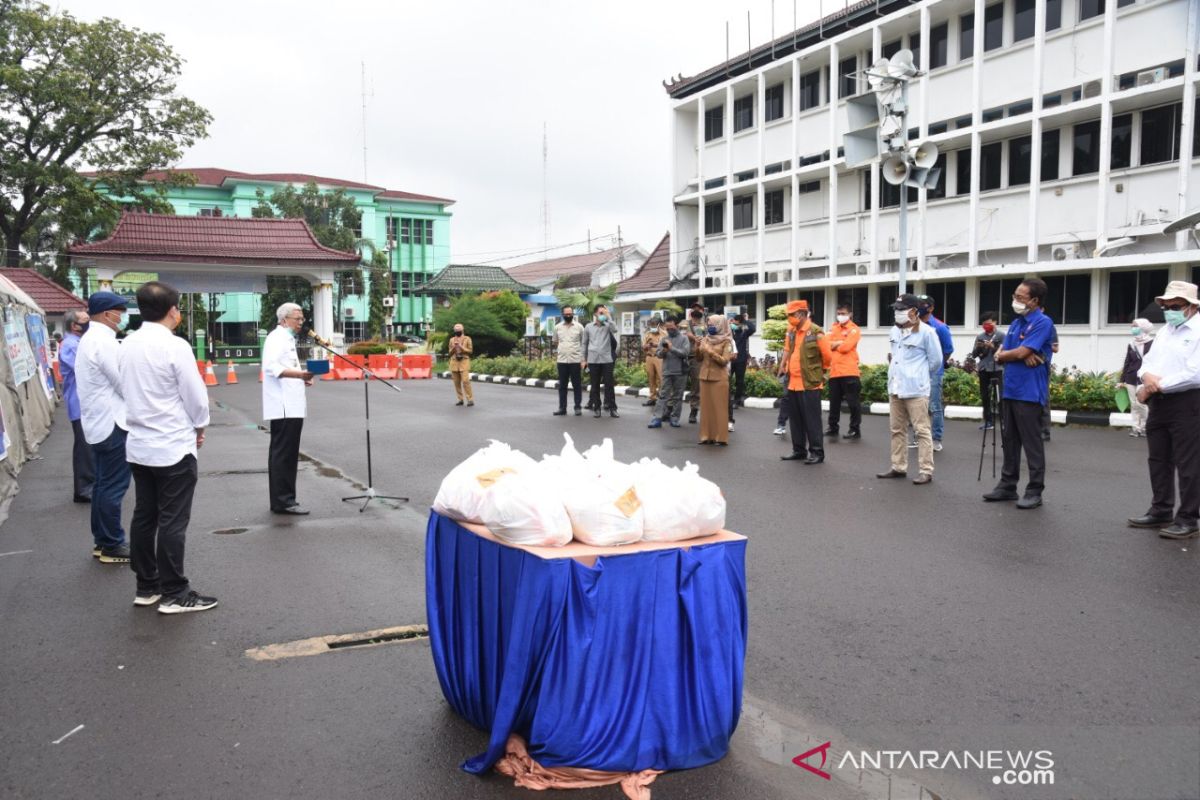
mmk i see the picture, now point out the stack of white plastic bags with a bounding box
[432,433,726,548]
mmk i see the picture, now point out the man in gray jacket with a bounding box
[648,315,691,428]
[581,305,620,418]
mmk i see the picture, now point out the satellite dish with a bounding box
[867,58,889,89]
[882,156,911,186]
[1163,208,1200,234]
[909,142,939,169]
[887,49,916,79]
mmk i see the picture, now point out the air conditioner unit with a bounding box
[1136,67,1167,87]
[1052,243,1084,261]
[382,297,395,307]
[855,263,870,275]
[1081,80,1102,99]
[344,308,356,318]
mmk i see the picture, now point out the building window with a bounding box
[764,189,785,225]
[1008,100,1033,117]
[839,55,858,98]
[764,160,791,175]
[1013,0,1036,41]
[929,23,949,69]
[955,149,971,196]
[424,219,433,245]
[799,70,820,111]
[923,281,966,326]
[734,95,754,132]
[979,278,1025,324]
[704,177,727,190]
[982,106,1005,124]
[764,291,788,311]
[732,274,757,286]
[1042,129,1060,180]
[1043,273,1092,325]
[796,180,820,194]
[1079,0,1104,20]
[704,105,724,141]
[797,289,826,326]
[1107,268,1169,324]
[732,195,754,230]
[883,39,902,60]
[1111,113,1133,169]
[1141,103,1183,165]
[960,12,974,61]
[1046,0,1062,29]
[1195,98,1200,157]
[881,179,916,209]
[862,170,872,211]
[1009,135,1033,186]
[909,32,921,70]
[984,3,1004,51]
[765,84,785,122]
[836,287,869,326]
[734,169,757,183]
[400,217,412,244]
[1073,120,1101,176]
[878,284,901,327]
[704,202,724,236]
[927,153,947,199]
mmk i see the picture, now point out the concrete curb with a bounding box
[436,372,1132,427]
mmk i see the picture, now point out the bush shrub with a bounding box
[347,341,388,356]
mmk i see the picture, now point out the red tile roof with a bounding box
[0,269,86,313]
[617,233,670,294]
[67,213,362,265]
[504,245,638,285]
[80,167,454,205]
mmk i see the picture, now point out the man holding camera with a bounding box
[449,324,474,407]
[972,311,1004,430]
[642,315,665,407]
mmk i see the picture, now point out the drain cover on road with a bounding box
[244,624,429,661]
[212,527,249,535]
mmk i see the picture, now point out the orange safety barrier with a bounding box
[196,360,206,377]
[366,354,400,380]
[334,354,367,381]
[203,360,218,387]
[401,353,433,379]
[226,360,239,385]
[258,365,264,382]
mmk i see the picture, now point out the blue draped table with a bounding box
[425,510,748,776]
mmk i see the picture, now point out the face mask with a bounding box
[453,331,462,337]
[1012,301,1028,315]
[836,314,850,324]
[287,326,298,339]
[894,311,911,327]
[982,323,995,333]
[1164,309,1187,328]
[1131,326,1143,336]
[79,322,90,334]
[563,315,573,323]
[597,314,607,323]
[707,325,719,335]
[730,322,739,331]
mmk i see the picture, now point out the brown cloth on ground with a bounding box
[494,734,663,799]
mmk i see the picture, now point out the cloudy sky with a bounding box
[64,0,833,265]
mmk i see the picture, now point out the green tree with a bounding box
[553,282,618,319]
[0,0,211,267]
[366,250,389,339]
[654,299,684,318]
[432,292,526,357]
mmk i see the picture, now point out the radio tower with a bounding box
[542,122,550,260]
[361,62,370,182]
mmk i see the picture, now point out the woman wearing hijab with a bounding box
[696,314,734,445]
[1121,318,1155,438]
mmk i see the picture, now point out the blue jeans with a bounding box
[91,425,131,549]
[930,373,945,441]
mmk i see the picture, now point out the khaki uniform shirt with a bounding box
[448,334,473,372]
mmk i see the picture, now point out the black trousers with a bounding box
[999,399,1045,495]
[978,371,1003,425]
[556,362,583,410]
[731,359,748,403]
[269,418,304,510]
[1145,389,1200,527]
[71,419,94,499]
[785,389,823,457]
[827,376,862,433]
[129,455,198,598]
[588,362,617,410]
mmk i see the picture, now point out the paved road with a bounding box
[2,369,1197,799]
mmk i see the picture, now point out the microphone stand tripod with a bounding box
[307,333,408,512]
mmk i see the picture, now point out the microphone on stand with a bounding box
[306,329,332,349]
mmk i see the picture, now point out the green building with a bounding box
[85,168,453,342]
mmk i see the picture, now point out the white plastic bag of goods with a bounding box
[478,465,573,547]
[632,459,726,542]
[561,436,645,546]
[432,441,537,524]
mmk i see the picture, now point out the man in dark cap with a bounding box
[75,291,131,563]
[877,294,941,484]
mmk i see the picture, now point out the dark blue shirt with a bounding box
[1001,308,1054,404]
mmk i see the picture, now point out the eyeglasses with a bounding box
[1160,303,1188,311]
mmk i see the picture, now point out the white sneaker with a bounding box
[907,441,918,449]
[933,441,943,452]
[133,592,162,607]
[728,422,735,432]
[773,426,787,436]
[157,590,218,615]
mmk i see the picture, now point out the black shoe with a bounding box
[688,410,698,424]
[552,409,567,416]
[1042,432,1051,441]
[803,455,824,465]
[1016,494,1043,509]
[982,488,1020,502]
[824,428,839,438]
[273,505,310,515]
[157,590,218,615]
[876,469,906,479]
[608,409,619,418]
[1159,523,1199,539]
[912,473,932,485]
[642,399,656,406]
[98,544,131,564]
[73,495,92,504]
[467,401,474,407]
[780,452,807,461]
[593,409,602,418]
[843,430,861,440]
[455,400,464,406]
[1128,514,1173,528]
[574,407,582,416]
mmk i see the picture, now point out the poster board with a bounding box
[24,314,56,400]
[620,311,636,336]
[4,307,36,386]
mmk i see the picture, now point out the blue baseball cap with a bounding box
[87,291,127,315]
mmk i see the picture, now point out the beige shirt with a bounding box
[553,320,583,363]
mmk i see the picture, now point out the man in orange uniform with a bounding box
[825,302,863,441]
[778,300,833,464]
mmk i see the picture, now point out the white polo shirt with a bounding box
[75,324,126,444]
[121,322,210,467]
[262,325,307,420]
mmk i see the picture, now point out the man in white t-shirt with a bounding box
[262,303,314,515]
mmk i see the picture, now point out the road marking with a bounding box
[0,550,33,558]
[244,624,428,661]
[51,724,84,744]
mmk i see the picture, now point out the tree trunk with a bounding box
[4,238,21,268]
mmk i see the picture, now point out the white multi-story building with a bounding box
[644,0,1199,368]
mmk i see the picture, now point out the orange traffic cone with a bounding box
[226,360,238,385]
[203,360,218,387]
[258,365,264,382]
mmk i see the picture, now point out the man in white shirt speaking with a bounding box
[75,291,131,564]
[263,303,314,515]
[121,282,215,614]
